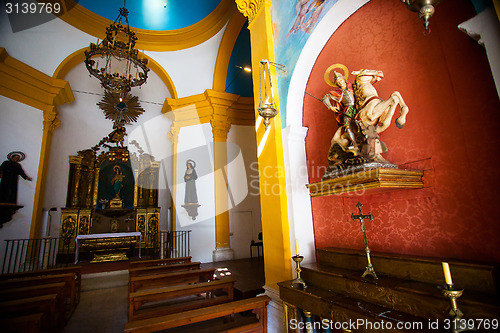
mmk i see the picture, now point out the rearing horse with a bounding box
[351,69,409,133]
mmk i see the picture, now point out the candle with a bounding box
[442,262,453,285]
[295,240,299,256]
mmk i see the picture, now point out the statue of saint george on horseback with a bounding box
[320,64,409,179]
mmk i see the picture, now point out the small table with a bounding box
[74,232,141,264]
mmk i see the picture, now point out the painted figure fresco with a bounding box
[0,151,32,204]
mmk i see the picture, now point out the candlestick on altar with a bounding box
[351,202,378,280]
[442,262,453,286]
[291,255,307,289]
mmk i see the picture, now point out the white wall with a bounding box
[175,123,216,263]
[227,125,262,259]
[0,97,43,262]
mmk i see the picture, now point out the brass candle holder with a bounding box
[442,284,466,332]
[292,255,307,288]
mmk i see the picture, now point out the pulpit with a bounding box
[59,144,161,261]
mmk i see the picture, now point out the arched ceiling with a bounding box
[78,0,222,31]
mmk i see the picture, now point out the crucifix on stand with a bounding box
[351,202,378,280]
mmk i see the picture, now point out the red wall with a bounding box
[303,0,500,263]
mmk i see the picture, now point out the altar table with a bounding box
[74,232,141,264]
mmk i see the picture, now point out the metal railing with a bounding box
[1,237,72,274]
[159,231,191,259]
[2,231,192,274]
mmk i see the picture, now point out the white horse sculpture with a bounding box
[351,69,409,133]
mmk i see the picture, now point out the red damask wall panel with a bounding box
[304,0,500,263]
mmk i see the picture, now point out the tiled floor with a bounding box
[63,258,265,333]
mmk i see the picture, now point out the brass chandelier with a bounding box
[84,3,150,93]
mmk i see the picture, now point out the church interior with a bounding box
[1,0,499,332]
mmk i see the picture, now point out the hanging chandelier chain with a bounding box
[84,1,149,94]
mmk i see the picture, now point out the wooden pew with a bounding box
[0,265,82,307]
[129,257,192,269]
[0,272,77,316]
[0,294,59,332]
[124,295,271,333]
[128,261,201,278]
[0,282,67,323]
[0,312,44,333]
[129,268,216,294]
[129,278,235,321]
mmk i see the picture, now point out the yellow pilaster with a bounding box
[167,125,180,233]
[206,90,238,249]
[238,0,293,288]
[31,107,61,238]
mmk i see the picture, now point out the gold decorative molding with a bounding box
[235,0,265,23]
[306,168,424,197]
[0,47,74,112]
[53,0,235,51]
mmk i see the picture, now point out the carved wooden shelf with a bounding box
[306,167,424,197]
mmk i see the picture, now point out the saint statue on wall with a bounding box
[0,151,32,204]
[182,159,200,220]
[320,64,409,179]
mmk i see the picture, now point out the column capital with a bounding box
[210,115,231,141]
[235,0,265,23]
[168,123,180,144]
[43,107,61,133]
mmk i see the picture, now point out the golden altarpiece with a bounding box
[59,143,160,258]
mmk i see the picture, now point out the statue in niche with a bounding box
[182,159,200,220]
[320,64,409,179]
[0,151,32,204]
[111,165,125,199]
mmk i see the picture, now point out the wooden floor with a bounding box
[77,256,265,299]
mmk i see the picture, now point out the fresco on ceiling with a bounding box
[271,0,338,127]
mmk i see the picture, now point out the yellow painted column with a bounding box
[29,107,61,238]
[236,0,293,288]
[207,90,238,261]
[167,124,180,233]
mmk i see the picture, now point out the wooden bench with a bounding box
[124,295,270,333]
[0,294,59,332]
[0,282,67,322]
[0,272,78,316]
[0,312,44,333]
[129,277,235,321]
[129,268,216,294]
[0,265,82,307]
[128,261,201,278]
[129,257,192,269]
